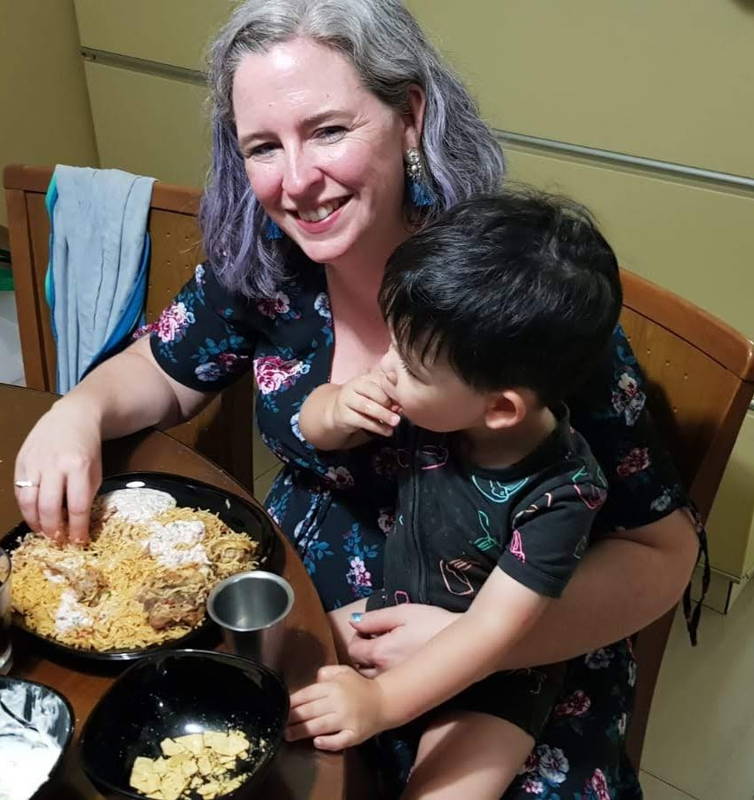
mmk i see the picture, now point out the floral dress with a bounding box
[146,255,695,800]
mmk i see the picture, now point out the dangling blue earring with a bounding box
[263,218,284,240]
[406,147,434,208]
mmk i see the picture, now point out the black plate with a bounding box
[79,649,288,800]
[1,472,278,663]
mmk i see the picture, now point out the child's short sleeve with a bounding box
[497,481,607,598]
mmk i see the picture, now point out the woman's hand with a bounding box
[14,399,103,544]
[347,604,459,677]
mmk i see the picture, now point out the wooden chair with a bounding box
[620,269,754,767]
[3,164,255,489]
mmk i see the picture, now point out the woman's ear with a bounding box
[484,389,529,430]
[402,84,427,149]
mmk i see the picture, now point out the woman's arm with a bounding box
[14,336,212,543]
[348,509,698,671]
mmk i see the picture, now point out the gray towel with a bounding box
[48,165,155,393]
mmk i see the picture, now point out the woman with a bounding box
[15,1,698,796]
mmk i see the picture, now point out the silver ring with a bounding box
[14,479,40,489]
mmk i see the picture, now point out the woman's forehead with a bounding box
[231,37,370,122]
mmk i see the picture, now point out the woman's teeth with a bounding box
[298,198,345,223]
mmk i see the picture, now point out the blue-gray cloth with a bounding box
[46,165,155,393]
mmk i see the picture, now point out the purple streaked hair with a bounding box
[201,0,505,299]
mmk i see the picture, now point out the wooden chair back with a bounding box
[3,164,254,489]
[620,268,754,767]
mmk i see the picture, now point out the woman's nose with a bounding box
[281,148,323,198]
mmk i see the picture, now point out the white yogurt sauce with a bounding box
[0,685,64,800]
[98,488,176,523]
[54,589,93,634]
[147,520,208,568]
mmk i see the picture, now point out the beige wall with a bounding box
[0,0,99,227]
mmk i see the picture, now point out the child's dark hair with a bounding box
[379,189,622,406]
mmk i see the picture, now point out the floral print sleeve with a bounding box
[568,324,689,534]
[146,263,257,391]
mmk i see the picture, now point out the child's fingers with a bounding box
[289,682,330,709]
[317,664,353,681]
[287,698,335,726]
[284,714,340,742]
[346,394,400,428]
[313,730,356,752]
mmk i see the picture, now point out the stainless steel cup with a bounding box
[207,571,294,671]
[0,548,12,675]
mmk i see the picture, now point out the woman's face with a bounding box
[232,37,423,268]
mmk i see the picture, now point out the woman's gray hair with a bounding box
[202,0,505,298]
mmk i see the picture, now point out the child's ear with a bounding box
[484,389,528,430]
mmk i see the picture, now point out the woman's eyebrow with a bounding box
[238,109,346,148]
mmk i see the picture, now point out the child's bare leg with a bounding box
[401,711,533,800]
[327,599,367,665]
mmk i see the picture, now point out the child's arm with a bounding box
[287,567,550,750]
[299,372,400,451]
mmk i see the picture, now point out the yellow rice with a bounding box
[10,506,260,651]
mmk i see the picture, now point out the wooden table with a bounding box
[0,383,345,800]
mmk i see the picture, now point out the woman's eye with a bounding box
[315,126,347,142]
[246,143,277,159]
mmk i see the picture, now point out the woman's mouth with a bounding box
[294,197,350,230]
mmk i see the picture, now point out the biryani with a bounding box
[10,488,261,651]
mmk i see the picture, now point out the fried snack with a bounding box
[129,730,259,800]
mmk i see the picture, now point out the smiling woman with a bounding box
[13,1,699,798]
[231,37,416,270]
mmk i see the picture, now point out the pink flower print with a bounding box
[618,372,639,397]
[256,291,291,318]
[155,301,195,343]
[509,529,526,563]
[377,507,395,534]
[347,557,372,589]
[325,465,355,489]
[587,768,612,800]
[616,447,650,477]
[217,352,242,370]
[253,356,308,395]
[521,777,544,794]
[522,751,539,774]
[535,745,569,785]
[554,690,591,717]
[585,647,613,670]
[373,447,400,478]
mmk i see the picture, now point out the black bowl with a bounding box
[0,676,74,799]
[79,650,288,799]
[1,472,279,662]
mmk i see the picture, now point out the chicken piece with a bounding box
[41,556,104,605]
[138,570,208,631]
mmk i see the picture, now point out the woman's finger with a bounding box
[66,467,97,544]
[37,471,66,541]
[14,468,42,533]
[349,605,407,635]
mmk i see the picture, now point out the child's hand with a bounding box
[286,665,388,751]
[331,371,400,438]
